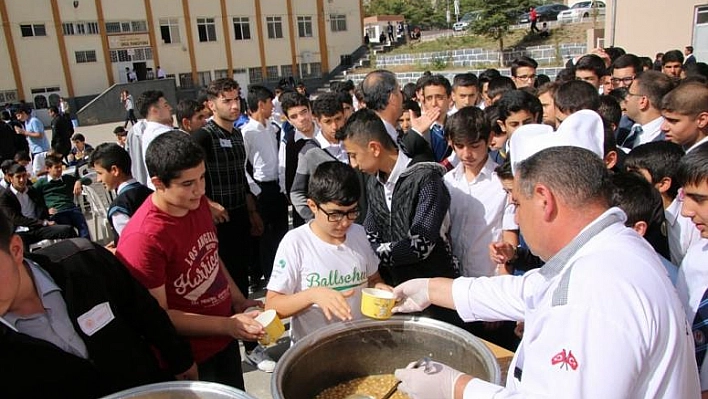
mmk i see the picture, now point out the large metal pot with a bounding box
[272,316,501,399]
[100,381,257,399]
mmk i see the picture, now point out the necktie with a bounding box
[693,288,708,371]
[430,124,447,162]
[621,124,643,149]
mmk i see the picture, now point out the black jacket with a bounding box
[50,113,74,157]
[1,239,193,399]
[0,185,49,228]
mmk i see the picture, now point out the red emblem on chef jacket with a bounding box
[551,349,578,370]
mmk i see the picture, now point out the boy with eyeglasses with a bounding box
[265,161,385,342]
[510,56,538,89]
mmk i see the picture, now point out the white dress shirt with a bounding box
[140,121,173,189]
[676,239,708,389]
[315,133,349,164]
[454,208,700,398]
[444,157,506,277]
[665,197,701,265]
[242,118,285,194]
[10,185,37,219]
[635,116,665,146]
[376,151,410,211]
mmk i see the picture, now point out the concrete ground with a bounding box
[61,120,285,399]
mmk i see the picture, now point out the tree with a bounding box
[365,0,445,29]
[468,0,533,66]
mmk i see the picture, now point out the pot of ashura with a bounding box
[271,315,501,399]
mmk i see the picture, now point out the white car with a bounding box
[557,1,606,23]
[453,11,481,31]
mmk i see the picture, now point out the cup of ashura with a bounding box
[361,288,396,320]
[255,309,285,346]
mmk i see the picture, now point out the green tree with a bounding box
[365,0,445,29]
[468,0,532,66]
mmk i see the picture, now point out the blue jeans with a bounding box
[51,206,90,239]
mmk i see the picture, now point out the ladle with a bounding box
[344,357,431,399]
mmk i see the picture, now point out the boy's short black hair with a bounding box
[575,54,607,78]
[308,161,360,206]
[554,80,600,114]
[336,91,354,107]
[312,92,344,118]
[14,151,30,163]
[598,95,622,129]
[497,90,542,122]
[335,108,396,151]
[113,126,127,136]
[402,99,421,117]
[495,160,513,180]
[610,172,666,246]
[7,163,26,176]
[444,107,490,145]
[247,85,275,113]
[625,141,685,200]
[402,82,417,102]
[487,76,516,102]
[510,56,538,77]
[452,73,478,89]
[609,87,628,102]
[176,99,205,125]
[1,159,15,174]
[478,69,501,86]
[677,142,708,188]
[89,143,132,176]
[662,50,684,65]
[639,57,653,71]
[145,130,205,187]
[205,78,239,100]
[136,90,165,118]
[71,133,86,142]
[420,74,452,96]
[484,104,504,135]
[611,54,642,75]
[44,154,63,168]
[280,91,311,117]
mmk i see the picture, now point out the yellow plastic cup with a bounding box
[255,309,285,346]
[361,288,396,320]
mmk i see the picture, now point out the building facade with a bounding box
[603,0,707,62]
[0,0,364,109]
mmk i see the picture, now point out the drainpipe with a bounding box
[610,0,617,46]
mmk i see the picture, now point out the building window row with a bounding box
[109,47,153,63]
[105,20,148,34]
[20,24,47,37]
[0,90,18,104]
[62,21,100,35]
[75,50,97,63]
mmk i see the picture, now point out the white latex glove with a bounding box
[392,278,430,313]
[395,360,464,399]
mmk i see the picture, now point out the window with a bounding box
[20,24,46,37]
[197,18,217,42]
[697,6,708,24]
[266,16,283,39]
[0,90,18,104]
[214,69,230,79]
[75,50,97,63]
[160,18,181,44]
[87,22,99,34]
[179,73,194,89]
[266,65,279,81]
[197,71,212,87]
[108,47,152,63]
[309,62,322,77]
[131,21,148,33]
[233,17,251,40]
[105,20,146,34]
[249,67,263,83]
[297,16,313,38]
[62,23,75,35]
[281,64,293,78]
[299,63,309,77]
[330,14,347,32]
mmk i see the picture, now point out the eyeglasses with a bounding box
[515,74,537,81]
[626,90,645,98]
[610,76,635,86]
[316,204,360,222]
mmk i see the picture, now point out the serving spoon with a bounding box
[344,357,431,399]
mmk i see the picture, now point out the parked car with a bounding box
[557,1,606,23]
[518,3,570,24]
[453,11,481,31]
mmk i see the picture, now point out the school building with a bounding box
[0,0,365,110]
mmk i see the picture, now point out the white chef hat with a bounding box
[510,109,604,174]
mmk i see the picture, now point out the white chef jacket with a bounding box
[444,157,506,277]
[676,238,708,390]
[452,208,700,398]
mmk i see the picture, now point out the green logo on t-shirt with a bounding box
[278,259,286,268]
[305,267,367,291]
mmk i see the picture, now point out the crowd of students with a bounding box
[2,41,708,398]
